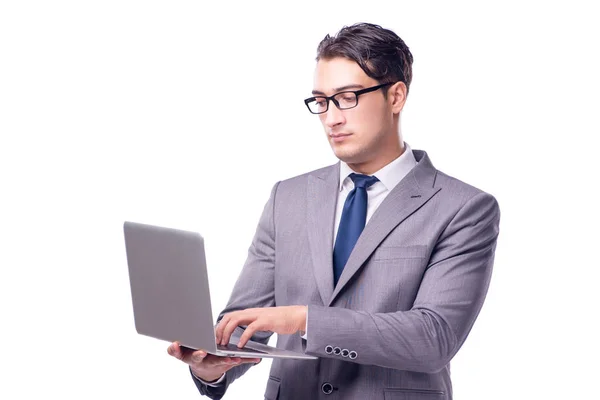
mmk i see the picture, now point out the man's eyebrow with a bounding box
[311,84,365,95]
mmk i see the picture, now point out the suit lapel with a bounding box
[328,150,441,306]
[307,163,339,305]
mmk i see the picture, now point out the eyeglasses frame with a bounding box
[303,82,397,114]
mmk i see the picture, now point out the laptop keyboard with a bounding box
[217,343,268,354]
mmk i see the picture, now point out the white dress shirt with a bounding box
[197,142,418,386]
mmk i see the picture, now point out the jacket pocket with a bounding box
[264,376,281,400]
[384,387,445,399]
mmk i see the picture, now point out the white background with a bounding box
[1,1,598,399]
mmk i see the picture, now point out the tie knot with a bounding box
[349,173,379,189]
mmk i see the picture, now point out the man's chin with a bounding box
[331,148,362,164]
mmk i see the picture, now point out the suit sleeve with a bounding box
[191,182,279,398]
[304,191,501,373]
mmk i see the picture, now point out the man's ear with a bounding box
[390,81,408,114]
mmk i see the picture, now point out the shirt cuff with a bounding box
[300,307,308,339]
[192,371,226,387]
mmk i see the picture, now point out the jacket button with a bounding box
[341,349,349,357]
[321,382,334,395]
[325,345,333,354]
[349,351,357,359]
[333,347,341,356]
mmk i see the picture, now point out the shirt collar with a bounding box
[338,141,417,192]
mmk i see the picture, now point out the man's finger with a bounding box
[215,315,230,344]
[221,316,245,345]
[239,357,262,364]
[214,356,240,366]
[191,350,207,363]
[167,342,184,360]
[237,321,262,348]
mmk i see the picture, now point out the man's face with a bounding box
[312,57,398,166]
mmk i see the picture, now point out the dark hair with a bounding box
[316,22,413,93]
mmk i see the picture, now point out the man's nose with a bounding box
[324,100,345,128]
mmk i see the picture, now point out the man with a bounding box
[168,22,500,399]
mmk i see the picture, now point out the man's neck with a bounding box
[347,143,406,175]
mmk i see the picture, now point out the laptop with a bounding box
[123,221,317,360]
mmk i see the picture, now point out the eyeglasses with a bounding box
[304,82,396,114]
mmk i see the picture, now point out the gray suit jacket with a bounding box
[192,149,501,399]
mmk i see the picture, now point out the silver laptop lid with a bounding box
[123,221,217,352]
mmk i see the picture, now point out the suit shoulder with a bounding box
[276,163,337,189]
[434,169,499,207]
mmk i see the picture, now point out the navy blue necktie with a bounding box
[333,173,379,286]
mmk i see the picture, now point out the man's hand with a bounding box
[216,305,308,348]
[167,342,260,383]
